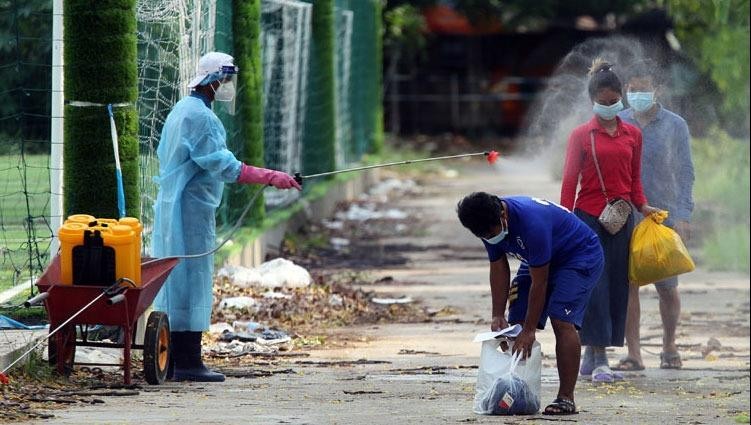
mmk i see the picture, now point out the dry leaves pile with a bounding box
[211,274,432,336]
[1,366,140,423]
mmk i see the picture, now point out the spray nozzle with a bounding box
[485,150,500,164]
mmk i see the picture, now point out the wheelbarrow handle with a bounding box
[107,294,126,305]
[24,292,49,308]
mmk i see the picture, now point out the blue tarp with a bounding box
[0,314,48,330]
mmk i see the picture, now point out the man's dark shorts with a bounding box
[508,258,604,330]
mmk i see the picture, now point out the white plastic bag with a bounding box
[473,338,542,415]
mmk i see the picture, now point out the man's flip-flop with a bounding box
[660,352,683,369]
[612,357,645,371]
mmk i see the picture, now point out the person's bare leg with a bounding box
[551,319,579,403]
[656,285,681,355]
[622,283,644,366]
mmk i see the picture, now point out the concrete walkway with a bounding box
[27,154,751,424]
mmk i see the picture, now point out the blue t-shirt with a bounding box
[482,196,600,268]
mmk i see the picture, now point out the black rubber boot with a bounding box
[171,331,225,382]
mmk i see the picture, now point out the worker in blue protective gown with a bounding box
[152,52,301,382]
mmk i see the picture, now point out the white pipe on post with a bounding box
[49,0,64,256]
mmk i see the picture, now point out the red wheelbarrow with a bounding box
[35,255,179,385]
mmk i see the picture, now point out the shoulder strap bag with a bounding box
[590,131,632,235]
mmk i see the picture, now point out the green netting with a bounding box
[135,0,217,253]
[334,0,353,166]
[260,0,311,208]
[0,0,54,291]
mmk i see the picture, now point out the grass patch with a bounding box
[12,347,54,382]
[0,154,54,293]
[701,224,751,273]
[692,128,750,273]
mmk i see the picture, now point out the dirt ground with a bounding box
[13,154,751,424]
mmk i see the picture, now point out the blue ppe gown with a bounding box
[152,94,242,331]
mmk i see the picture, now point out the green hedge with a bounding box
[63,0,139,218]
[232,0,266,224]
[302,0,337,176]
[371,0,384,154]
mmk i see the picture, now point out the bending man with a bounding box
[457,193,603,415]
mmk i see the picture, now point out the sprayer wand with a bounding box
[294,150,499,185]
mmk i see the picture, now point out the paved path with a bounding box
[32,155,750,424]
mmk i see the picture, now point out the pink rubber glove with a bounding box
[237,163,301,190]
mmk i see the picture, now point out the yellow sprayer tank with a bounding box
[58,216,142,286]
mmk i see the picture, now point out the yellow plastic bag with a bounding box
[629,211,695,286]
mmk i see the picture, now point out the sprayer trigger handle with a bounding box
[294,172,303,186]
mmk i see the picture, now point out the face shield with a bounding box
[211,65,239,115]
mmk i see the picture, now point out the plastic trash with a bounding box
[335,204,409,221]
[217,258,312,289]
[257,258,312,288]
[218,296,256,311]
[328,294,344,307]
[219,330,258,343]
[371,296,413,305]
[330,237,350,249]
[262,291,292,299]
[257,329,291,345]
[233,320,263,332]
[209,322,234,335]
[473,338,542,415]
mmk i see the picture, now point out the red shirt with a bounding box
[560,116,648,217]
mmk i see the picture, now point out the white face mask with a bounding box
[214,81,235,102]
[482,218,508,245]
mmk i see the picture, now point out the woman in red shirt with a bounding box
[560,58,659,384]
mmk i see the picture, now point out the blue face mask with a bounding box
[592,99,624,120]
[627,91,655,112]
[482,220,508,245]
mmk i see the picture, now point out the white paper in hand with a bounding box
[473,324,523,343]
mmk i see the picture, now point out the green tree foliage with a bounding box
[0,0,52,154]
[302,0,337,175]
[383,4,426,58]
[667,0,750,134]
[63,0,140,219]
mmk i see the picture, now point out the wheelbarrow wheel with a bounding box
[143,311,170,385]
[48,324,76,376]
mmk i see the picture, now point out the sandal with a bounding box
[591,365,615,383]
[612,356,645,371]
[543,397,578,415]
[660,352,683,369]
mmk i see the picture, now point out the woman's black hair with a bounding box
[456,192,503,237]
[587,57,622,100]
